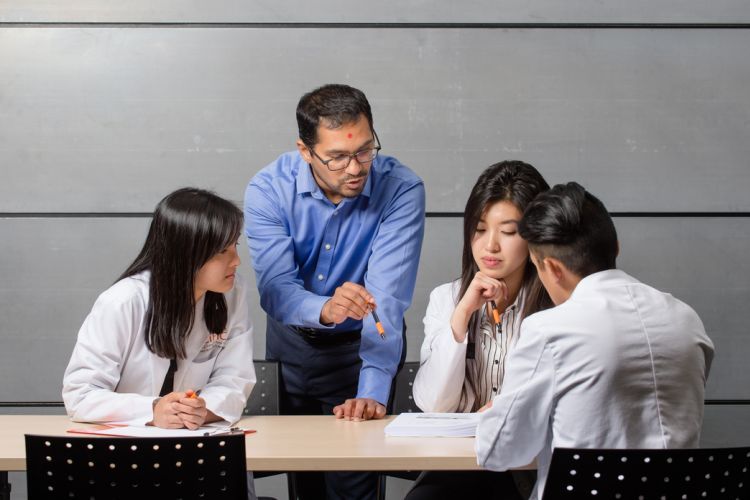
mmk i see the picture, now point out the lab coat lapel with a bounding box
[151,354,171,396]
[173,297,208,391]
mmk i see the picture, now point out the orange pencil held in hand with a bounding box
[185,390,198,399]
[489,300,501,324]
[371,310,386,340]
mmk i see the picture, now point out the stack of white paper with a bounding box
[384,412,480,437]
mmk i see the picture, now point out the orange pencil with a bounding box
[185,390,199,399]
[371,309,386,340]
[489,300,501,325]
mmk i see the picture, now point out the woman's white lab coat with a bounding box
[62,271,256,425]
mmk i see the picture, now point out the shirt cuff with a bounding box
[133,395,159,425]
[356,366,391,406]
[201,393,235,425]
[296,294,334,329]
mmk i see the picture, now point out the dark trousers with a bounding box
[266,317,392,500]
[404,470,532,500]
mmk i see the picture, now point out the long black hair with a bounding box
[459,161,553,410]
[119,188,243,360]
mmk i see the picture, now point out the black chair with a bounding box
[377,361,422,500]
[245,360,296,500]
[542,446,750,499]
[25,433,247,500]
[244,360,281,417]
[389,361,422,415]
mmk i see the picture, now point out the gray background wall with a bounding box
[2,2,749,499]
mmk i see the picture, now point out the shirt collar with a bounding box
[569,269,635,300]
[295,156,319,197]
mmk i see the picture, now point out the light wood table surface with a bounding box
[0,415,485,472]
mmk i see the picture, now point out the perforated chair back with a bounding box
[542,446,750,500]
[25,433,248,500]
[244,359,281,416]
[391,361,421,414]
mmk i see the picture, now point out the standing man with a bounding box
[475,182,714,500]
[244,84,425,499]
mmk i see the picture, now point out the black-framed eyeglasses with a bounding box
[307,131,382,172]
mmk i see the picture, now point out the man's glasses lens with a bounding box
[328,148,380,171]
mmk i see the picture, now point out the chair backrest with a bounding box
[25,433,248,500]
[542,446,750,499]
[244,359,281,416]
[392,361,421,414]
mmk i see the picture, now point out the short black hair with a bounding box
[518,182,618,277]
[296,84,373,146]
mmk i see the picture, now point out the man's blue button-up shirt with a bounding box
[244,151,425,404]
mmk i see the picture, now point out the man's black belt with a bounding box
[292,326,362,346]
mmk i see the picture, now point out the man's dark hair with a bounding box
[296,84,373,146]
[518,182,618,278]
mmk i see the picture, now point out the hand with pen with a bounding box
[321,282,386,339]
[151,390,222,430]
[450,272,509,343]
[320,282,378,325]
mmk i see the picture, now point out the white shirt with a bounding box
[63,272,256,425]
[475,270,714,499]
[413,280,524,413]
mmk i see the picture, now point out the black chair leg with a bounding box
[287,472,298,500]
[0,472,10,500]
[376,473,387,500]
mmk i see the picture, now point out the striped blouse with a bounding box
[464,290,524,409]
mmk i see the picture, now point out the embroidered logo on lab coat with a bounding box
[200,330,228,352]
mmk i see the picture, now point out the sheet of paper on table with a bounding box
[68,423,253,438]
[384,412,480,437]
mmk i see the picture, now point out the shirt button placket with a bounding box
[314,209,340,292]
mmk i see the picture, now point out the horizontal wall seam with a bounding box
[2,212,749,219]
[1,400,747,407]
[1,22,750,29]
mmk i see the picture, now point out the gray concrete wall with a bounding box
[2,3,749,499]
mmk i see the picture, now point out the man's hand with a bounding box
[320,282,376,325]
[333,398,386,422]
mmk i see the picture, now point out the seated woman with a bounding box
[63,187,255,429]
[408,161,552,500]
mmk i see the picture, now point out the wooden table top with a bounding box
[0,415,486,471]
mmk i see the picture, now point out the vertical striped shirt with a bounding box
[471,290,525,408]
